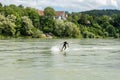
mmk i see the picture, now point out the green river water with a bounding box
[0,39,120,80]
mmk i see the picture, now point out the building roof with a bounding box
[37,10,44,16]
[55,11,65,17]
[37,10,66,16]
[37,10,67,19]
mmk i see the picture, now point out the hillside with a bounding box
[81,9,120,16]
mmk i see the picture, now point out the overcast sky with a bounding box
[0,0,120,12]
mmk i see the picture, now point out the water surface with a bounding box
[0,39,120,80]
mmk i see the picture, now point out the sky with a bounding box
[0,0,120,12]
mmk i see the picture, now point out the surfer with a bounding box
[61,41,69,51]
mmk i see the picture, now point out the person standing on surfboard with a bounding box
[61,41,69,51]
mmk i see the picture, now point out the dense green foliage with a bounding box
[0,3,120,38]
[44,7,56,17]
[0,3,44,38]
[67,11,120,38]
[81,9,120,16]
[39,16,55,33]
[53,20,81,38]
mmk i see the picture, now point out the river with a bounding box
[0,39,120,80]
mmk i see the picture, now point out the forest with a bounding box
[0,3,120,39]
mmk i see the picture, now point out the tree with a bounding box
[53,20,65,37]
[69,13,80,24]
[92,23,101,29]
[44,7,55,17]
[54,20,81,38]
[31,28,44,38]
[18,5,24,8]
[20,16,34,36]
[20,16,43,38]
[40,16,55,33]
[96,15,111,25]
[82,31,96,38]
[64,22,80,37]
[1,21,16,36]
[25,7,40,28]
[0,14,16,36]
[7,14,16,22]
[112,15,120,27]
[106,25,116,37]
[0,2,2,7]
[78,14,88,25]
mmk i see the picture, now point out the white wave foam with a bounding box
[51,46,61,54]
[73,47,116,51]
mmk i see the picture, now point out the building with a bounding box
[55,11,67,20]
[37,10,44,16]
[37,10,67,20]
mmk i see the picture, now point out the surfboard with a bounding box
[60,47,68,52]
[60,49,67,56]
[60,50,64,52]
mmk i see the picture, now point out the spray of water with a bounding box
[51,46,60,52]
[51,46,61,54]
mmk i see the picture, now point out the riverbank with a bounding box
[0,34,119,40]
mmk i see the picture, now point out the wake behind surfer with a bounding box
[61,41,69,51]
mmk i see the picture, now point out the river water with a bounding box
[0,39,120,80]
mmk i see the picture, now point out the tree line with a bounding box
[0,3,120,38]
[67,11,120,38]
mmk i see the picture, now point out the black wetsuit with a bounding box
[62,41,68,50]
